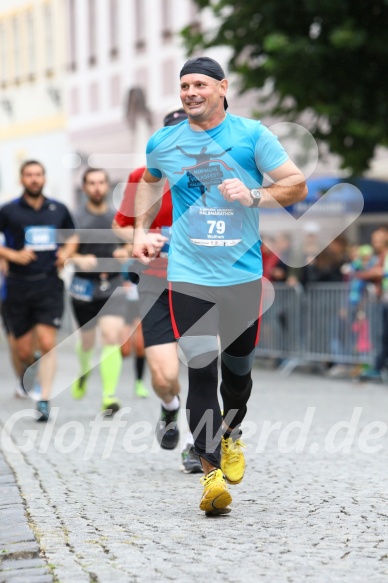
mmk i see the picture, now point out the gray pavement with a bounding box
[1,333,388,582]
[0,450,53,582]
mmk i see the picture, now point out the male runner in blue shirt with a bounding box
[133,57,307,515]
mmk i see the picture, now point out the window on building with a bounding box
[110,74,121,108]
[26,11,35,79]
[161,58,175,96]
[134,0,145,51]
[161,0,172,40]
[125,86,152,128]
[44,4,54,73]
[68,0,77,70]
[189,0,199,20]
[12,17,21,82]
[189,0,201,34]
[70,87,79,115]
[0,23,7,86]
[88,0,97,66]
[89,81,99,111]
[109,0,119,58]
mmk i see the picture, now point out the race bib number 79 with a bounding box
[189,207,242,246]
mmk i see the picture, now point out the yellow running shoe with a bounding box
[221,437,246,485]
[199,469,232,516]
[71,374,88,400]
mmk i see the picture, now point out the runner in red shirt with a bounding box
[113,108,202,474]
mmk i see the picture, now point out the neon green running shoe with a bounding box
[71,374,88,400]
[135,380,149,398]
[199,469,232,516]
[221,437,246,485]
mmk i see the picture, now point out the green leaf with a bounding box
[263,33,289,52]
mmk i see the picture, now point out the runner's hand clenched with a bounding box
[10,248,37,265]
[132,229,167,265]
[218,179,252,207]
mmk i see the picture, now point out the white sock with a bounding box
[180,431,194,452]
[161,395,180,411]
[184,431,194,446]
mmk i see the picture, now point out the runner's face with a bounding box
[84,171,109,205]
[180,74,227,122]
[21,165,45,197]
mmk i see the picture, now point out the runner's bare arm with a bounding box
[132,170,166,264]
[353,265,384,282]
[112,220,167,259]
[261,160,307,207]
[0,245,37,265]
[112,219,134,243]
[134,170,166,230]
[56,234,79,269]
[218,159,307,208]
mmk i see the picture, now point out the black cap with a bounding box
[163,107,188,127]
[180,57,228,110]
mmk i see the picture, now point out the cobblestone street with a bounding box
[1,336,388,582]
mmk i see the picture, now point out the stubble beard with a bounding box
[24,186,44,198]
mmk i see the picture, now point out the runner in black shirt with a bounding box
[0,160,77,421]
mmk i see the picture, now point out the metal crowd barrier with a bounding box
[256,283,303,360]
[256,282,383,372]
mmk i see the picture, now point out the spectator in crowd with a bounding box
[347,244,376,306]
[268,232,292,283]
[287,221,321,285]
[356,227,388,381]
[261,236,280,281]
[298,240,347,288]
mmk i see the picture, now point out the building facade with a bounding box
[66,0,243,201]
[2,0,385,215]
[0,0,257,209]
[0,0,72,205]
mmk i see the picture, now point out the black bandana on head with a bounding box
[180,57,229,110]
[163,108,188,127]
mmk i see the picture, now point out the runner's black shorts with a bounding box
[138,274,175,348]
[168,279,263,352]
[1,300,10,335]
[4,275,64,338]
[71,291,127,331]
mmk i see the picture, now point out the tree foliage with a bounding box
[182,0,388,174]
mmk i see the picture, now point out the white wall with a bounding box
[0,132,73,207]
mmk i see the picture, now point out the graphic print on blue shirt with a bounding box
[146,114,289,286]
[174,144,233,207]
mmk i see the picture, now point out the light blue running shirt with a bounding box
[146,113,288,286]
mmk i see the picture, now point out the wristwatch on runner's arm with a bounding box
[249,188,263,208]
